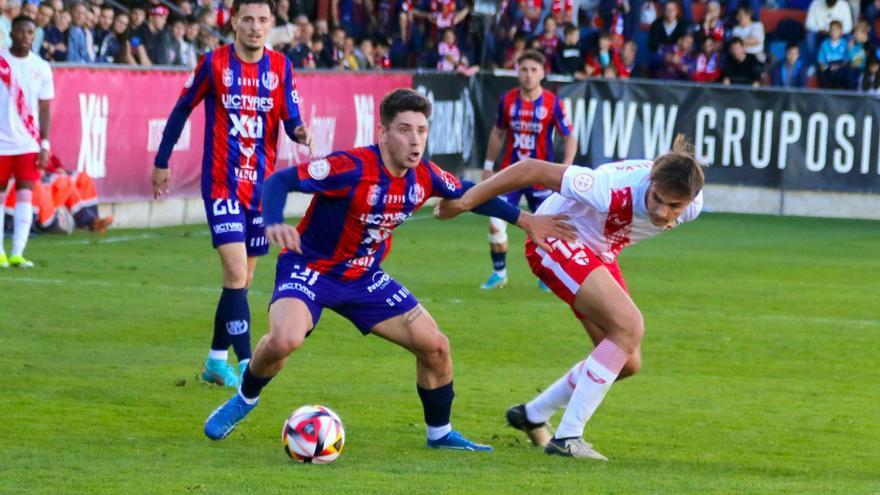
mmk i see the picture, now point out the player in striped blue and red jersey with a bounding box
[480,49,577,290]
[151,0,312,389]
[203,88,576,450]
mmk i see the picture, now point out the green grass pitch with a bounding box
[2,211,878,494]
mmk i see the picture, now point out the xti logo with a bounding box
[513,132,536,150]
[230,114,264,138]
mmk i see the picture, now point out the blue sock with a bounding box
[417,381,454,427]
[490,251,506,272]
[240,364,273,400]
[216,287,252,362]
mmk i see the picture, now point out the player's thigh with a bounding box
[11,153,39,185]
[370,304,448,358]
[0,155,12,190]
[573,270,643,349]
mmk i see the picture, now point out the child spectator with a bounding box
[817,20,851,88]
[691,36,721,82]
[770,42,808,88]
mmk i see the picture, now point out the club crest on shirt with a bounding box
[308,159,330,180]
[222,68,234,87]
[367,185,382,206]
[572,172,595,192]
[261,71,279,91]
[535,106,548,120]
[407,183,425,204]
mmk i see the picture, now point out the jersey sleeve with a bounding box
[178,54,212,109]
[552,97,572,137]
[427,162,464,199]
[281,60,304,128]
[154,54,212,168]
[558,165,611,212]
[291,153,360,197]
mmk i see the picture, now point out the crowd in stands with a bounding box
[1,0,879,92]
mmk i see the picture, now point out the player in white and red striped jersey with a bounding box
[436,134,704,460]
[0,15,54,269]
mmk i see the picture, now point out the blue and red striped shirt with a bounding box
[155,44,303,211]
[495,88,572,169]
[268,145,464,280]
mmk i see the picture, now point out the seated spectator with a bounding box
[67,2,95,63]
[805,0,852,62]
[538,16,561,71]
[691,36,721,83]
[848,20,869,74]
[858,55,880,94]
[618,40,645,78]
[502,31,527,69]
[94,4,114,46]
[817,20,851,88]
[167,16,188,66]
[97,11,135,64]
[730,6,764,62]
[770,43,808,88]
[41,8,68,60]
[375,38,392,68]
[356,37,375,69]
[283,22,315,68]
[555,23,584,76]
[655,32,693,80]
[551,0,575,26]
[184,16,202,59]
[322,26,345,68]
[32,2,54,55]
[132,5,174,66]
[598,0,628,48]
[648,1,687,63]
[585,31,621,77]
[722,37,763,86]
[693,0,724,48]
[602,63,618,78]
[516,0,542,38]
[413,0,469,44]
[129,4,146,32]
[312,34,330,67]
[340,34,359,69]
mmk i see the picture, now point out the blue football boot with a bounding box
[480,272,508,290]
[204,393,258,440]
[202,358,240,388]
[426,430,493,452]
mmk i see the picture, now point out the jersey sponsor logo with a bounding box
[308,159,330,180]
[586,369,606,384]
[347,255,376,269]
[510,106,535,118]
[222,68,234,87]
[535,106,548,120]
[513,132,536,151]
[184,72,195,88]
[237,76,260,87]
[277,282,316,300]
[408,183,425,204]
[221,94,274,112]
[509,120,543,133]
[213,221,244,234]
[261,71,279,90]
[226,320,249,335]
[367,271,392,293]
[230,114,264,139]
[236,154,258,182]
[572,172,595,192]
[359,211,410,227]
[366,185,382,206]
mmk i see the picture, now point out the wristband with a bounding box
[40,139,50,151]
[483,159,494,171]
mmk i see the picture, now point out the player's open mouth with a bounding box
[408,152,420,161]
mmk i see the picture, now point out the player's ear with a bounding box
[376,123,387,144]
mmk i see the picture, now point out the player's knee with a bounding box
[421,332,451,367]
[608,309,644,354]
[223,265,249,288]
[266,323,306,357]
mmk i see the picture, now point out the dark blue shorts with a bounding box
[500,187,552,213]
[203,198,269,257]
[270,254,419,335]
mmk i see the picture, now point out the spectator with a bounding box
[19,1,34,20]
[129,4,146,32]
[693,0,723,48]
[599,0,628,47]
[618,39,645,78]
[805,0,853,62]
[602,63,618,78]
[502,31,526,69]
[555,22,583,75]
[184,15,202,58]
[515,0,542,37]
[655,32,693,80]
[274,0,291,26]
[311,33,329,66]
[722,37,763,86]
[585,31,621,77]
[858,55,880,94]
[133,5,173,66]
[551,0,574,26]
[648,0,687,57]
[413,0,469,43]
[375,37,392,68]
[32,2,52,55]
[356,37,375,69]
[0,0,21,49]
[283,20,314,67]
[865,0,880,39]
[817,20,851,88]
[67,2,96,63]
[94,4,114,46]
[730,6,764,62]
[691,36,721,82]
[340,34,358,69]
[41,7,67,60]
[166,16,187,65]
[770,42,808,87]
[322,26,345,67]
[97,10,135,64]
[848,20,869,74]
[538,16,560,71]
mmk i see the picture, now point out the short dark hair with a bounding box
[829,19,842,30]
[728,36,744,47]
[563,23,578,36]
[232,0,276,14]
[786,42,799,51]
[11,15,36,30]
[379,88,432,126]
[517,49,545,67]
[651,134,704,199]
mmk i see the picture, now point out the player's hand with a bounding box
[294,125,314,155]
[151,167,171,199]
[266,223,302,253]
[36,149,49,170]
[517,212,576,251]
[481,169,494,181]
[433,199,467,220]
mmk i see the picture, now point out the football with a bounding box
[282,405,346,464]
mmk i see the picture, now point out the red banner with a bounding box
[50,66,413,202]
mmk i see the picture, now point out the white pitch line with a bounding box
[49,231,209,246]
[4,276,270,296]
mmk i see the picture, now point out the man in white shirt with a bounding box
[805,0,853,62]
[0,15,54,268]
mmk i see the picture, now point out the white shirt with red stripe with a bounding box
[536,160,703,263]
[0,48,54,155]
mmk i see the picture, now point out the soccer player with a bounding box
[203,88,575,450]
[480,49,577,290]
[437,135,704,459]
[0,15,54,268]
[152,0,312,388]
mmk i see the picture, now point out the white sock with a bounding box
[524,360,586,424]
[11,189,33,257]
[0,190,5,255]
[426,423,452,441]
[495,268,507,278]
[208,349,229,361]
[237,391,258,405]
[555,339,630,439]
